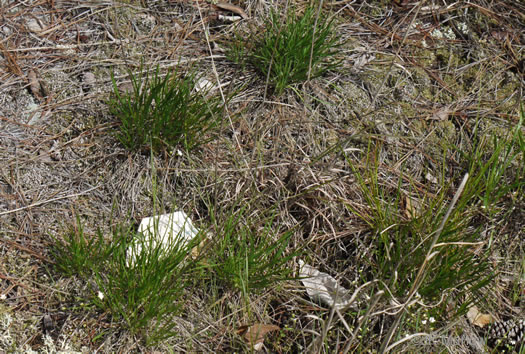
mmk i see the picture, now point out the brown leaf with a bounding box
[239,324,280,350]
[403,195,423,220]
[28,70,40,97]
[215,3,248,19]
[474,314,494,327]
[467,306,495,328]
[430,106,451,121]
[27,70,49,99]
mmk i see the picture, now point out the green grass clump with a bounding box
[50,217,113,278]
[345,146,493,307]
[93,223,202,345]
[51,203,297,345]
[108,64,223,152]
[342,113,524,350]
[206,206,297,298]
[461,116,525,217]
[230,6,341,95]
[51,216,202,345]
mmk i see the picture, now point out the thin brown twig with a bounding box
[0,185,101,216]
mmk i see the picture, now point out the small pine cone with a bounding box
[488,319,525,350]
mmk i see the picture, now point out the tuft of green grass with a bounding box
[230,6,341,95]
[51,215,203,345]
[225,28,251,71]
[50,153,299,346]
[345,113,524,313]
[206,206,298,299]
[92,223,202,345]
[51,204,298,345]
[344,145,493,306]
[49,217,113,278]
[342,112,524,351]
[460,114,524,218]
[341,140,511,349]
[108,63,223,152]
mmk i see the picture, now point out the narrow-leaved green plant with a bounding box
[249,6,341,95]
[108,63,223,152]
[207,206,297,298]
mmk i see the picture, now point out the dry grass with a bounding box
[1,0,524,352]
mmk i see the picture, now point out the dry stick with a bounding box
[310,279,380,353]
[379,173,470,353]
[310,296,337,354]
[5,39,132,53]
[194,2,255,200]
[0,185,101,216]
[163,162,292,173]
[195,4,227,106]
[385,333,429,350]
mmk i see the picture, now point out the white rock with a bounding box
[126,211,199,267]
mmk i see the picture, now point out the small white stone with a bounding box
[218,14,242,22]
[127,211,199,267]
